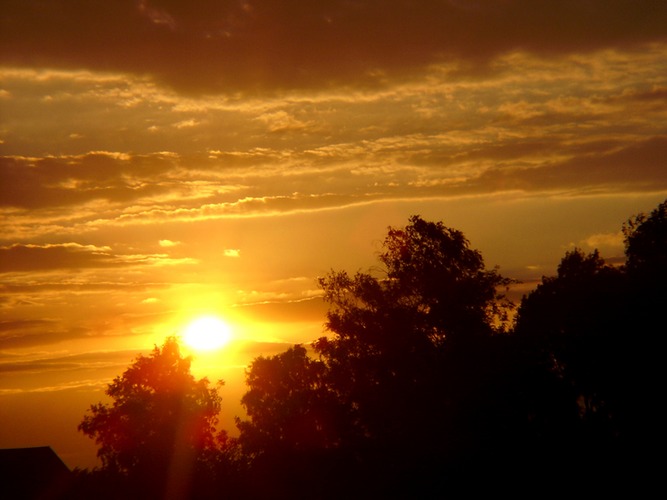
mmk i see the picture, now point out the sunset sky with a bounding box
[1,1,666,469]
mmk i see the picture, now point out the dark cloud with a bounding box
[2,1,666,94]
[0,327,90,350]
[472,136,667,194]
[0,282,166,295]
[233,297,327,323]
[0,349,141,374]
[404,141,555,166]
[0,321,69,351]
[0,241,193,273]
[0,243,116,273]
[237,340,304,358]
[0,319,53,333]
[0,154,175,209]
[608,86,667,104]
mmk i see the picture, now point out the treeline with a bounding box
[67,200,665,499]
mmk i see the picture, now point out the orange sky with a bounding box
[1,1,667,469]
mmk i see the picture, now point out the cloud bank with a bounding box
[2,1,666,94]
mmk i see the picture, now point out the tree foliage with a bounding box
[379,216,513,337]
[78,337,223,486]
[515,249,627,432]
[237,345,344,454]
[315,216,512,439]
[236,205,666,492]
[623,199,667,278]
[237,215,517,492]
[514,199,667,475]
[72,201,666,496]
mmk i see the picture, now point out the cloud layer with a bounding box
[2,1,667,94]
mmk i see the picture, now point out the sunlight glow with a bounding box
[183,316,232,352]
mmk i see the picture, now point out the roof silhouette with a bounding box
[0,446,72,499]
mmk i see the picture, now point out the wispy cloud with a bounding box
[0,242,197,273]
[579,232,624,252]
[159,239,180,247]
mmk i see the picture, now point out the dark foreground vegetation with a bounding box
[47,200,667,498]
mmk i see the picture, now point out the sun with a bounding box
[183,316,232,352]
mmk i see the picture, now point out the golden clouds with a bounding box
[1,51,666,295]
[255,110,313,133]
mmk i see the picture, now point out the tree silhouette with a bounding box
[237,344,347,454]
[623,199,667,279]
[70,203,667,496]
[378,216,514,338]
[78,337,223,498]
[622,199,667,363]
[232,205,667,494]
[619,199,666,482]
[315,217,513,448]
[515,249,625,438]
[237,216,516,494]
[513,199,667,488]
[236,345,356,498]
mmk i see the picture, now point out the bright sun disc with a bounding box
[183,316,232,352]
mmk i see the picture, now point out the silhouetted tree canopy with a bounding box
[71,201,666,497]
[237,344,345,454]
[236,206,665,493]
[237,215,516,494]
[623,199,667,279]
[513,199,667,485]
[379,216,514,338]
[78,337,224,498]
[515,249,626,434]
[313,216,514,456]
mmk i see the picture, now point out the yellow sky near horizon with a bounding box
[1,0,667,468]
